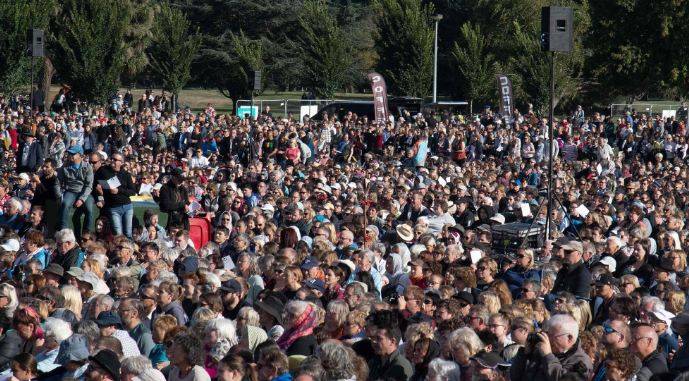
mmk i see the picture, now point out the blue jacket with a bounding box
[501,266,541,298]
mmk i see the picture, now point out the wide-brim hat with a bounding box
[396,224,414,242]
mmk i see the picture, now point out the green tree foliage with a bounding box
[0,0,55,95]
[121,0,157,82]
[296,0,353,98]
[197,30,264,105]
[147,2,201,110]
[587,0,689,102]
[373,0,434,97]
[49,0,131,104]
[452,23,496,107]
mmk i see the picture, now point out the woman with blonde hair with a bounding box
[318,300,349,341]
[61,285,83,321]
[488,280,513,308]
[478,291,501,315]
[501,248,540,298]
[666,290,686,314]
[444,327,484,367]
[620,274,640,296]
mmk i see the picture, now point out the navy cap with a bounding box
[300,257,320,271]
[220,279,242,294]
[96,311,122,328]
[304,279,325,293]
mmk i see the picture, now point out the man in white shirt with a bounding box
[190,148,209,168]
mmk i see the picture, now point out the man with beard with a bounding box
[220,279,248,320]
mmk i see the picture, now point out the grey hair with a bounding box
[316,341,357,380]
[55,228,76,243]
[205,318,238,347]
[296,356,325,381]
[121,355,152,375]
[546,313,580,341]
[237,307,260,327]
[371,242,386,256]
[76,320,100,347]
[7,198,22,212]
[44,317,73,342]
[642,296,665,311]
[285,300,310,318]
[427,358,461,381]
[119,240,136,253]
[0,284,18,319]
[359,250,376,264]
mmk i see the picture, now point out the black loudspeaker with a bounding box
[253,70,262,91]
[541,7,573,52]
[28,29,45,57]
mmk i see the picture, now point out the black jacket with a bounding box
[368,349,413,381]
[17,141,44,173]
[157,181,188,229]
[286,335,317,357]
[55,246,83,271]
[95,166,136,207]
[552,260,592,299]
[636,351,669,381]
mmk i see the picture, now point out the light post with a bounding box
[432,14,443,104]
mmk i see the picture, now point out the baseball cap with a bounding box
[220,279,242,294]
[66,145,84,155]
[595,274,618,287]
[300,257,320,271]
[55,334,89,365]
[304,279,325,293]
[560,240,583,253]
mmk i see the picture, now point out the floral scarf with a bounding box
[276,304,318,350]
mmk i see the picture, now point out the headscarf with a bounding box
[242,325,268,353]
[276,304,318,350]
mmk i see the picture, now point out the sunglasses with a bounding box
[423,299,433,305]
[602,324,620,335]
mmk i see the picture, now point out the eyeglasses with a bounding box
[603,324,621,336]
[90,161,99,164]
[423,299,433,305]
[477,267,487,272]
[516,254,526,259]
[521,288,533,293]
[458,302,469,308]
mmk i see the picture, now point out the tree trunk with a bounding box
[41,57,55,111]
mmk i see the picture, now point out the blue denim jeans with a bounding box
[109,203,134,238]
[59,192,95,236]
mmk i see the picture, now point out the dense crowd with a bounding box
[0,90,687,381]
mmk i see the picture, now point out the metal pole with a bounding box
[545,51,555,242]
[432,16,441,104]
[30,55,34,112]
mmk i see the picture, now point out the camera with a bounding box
[527,332,542,347]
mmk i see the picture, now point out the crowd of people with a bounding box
[0,89,687,381]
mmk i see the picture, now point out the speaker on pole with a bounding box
[28,29,45,57]
[541,7,573,52]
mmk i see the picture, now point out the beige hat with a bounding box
[396,224,414,242]
[560,240,584,253]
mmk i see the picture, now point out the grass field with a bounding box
[46,86,372,113]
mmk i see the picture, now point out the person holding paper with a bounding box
[94,153,137,238]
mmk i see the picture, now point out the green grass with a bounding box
[46,86,372,113]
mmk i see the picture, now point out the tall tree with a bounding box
[452,22,496,107]
[197,30,265,108]
[587,0,689,102]
[296,0,353,98]
[0,0,55,96]
[50,0,131,104]
[373,0,434,97]
[121,0,157,84]
[147,2,201,111]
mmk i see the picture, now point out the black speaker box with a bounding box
[541,7,573,52]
